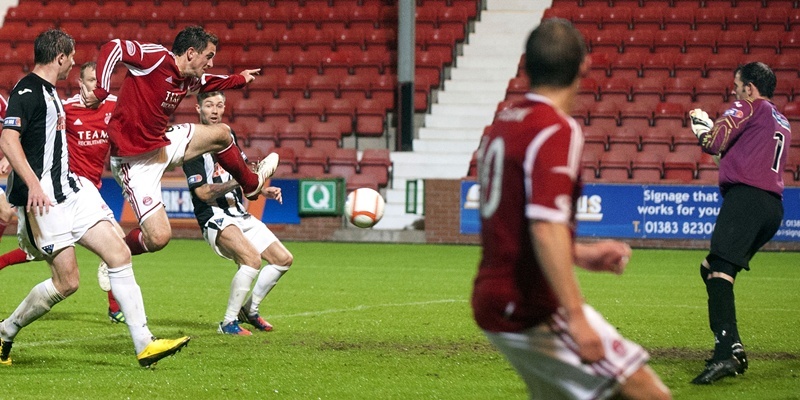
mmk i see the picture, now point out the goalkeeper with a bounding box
[687,62,791,385]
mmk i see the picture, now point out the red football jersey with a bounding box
[472,93,584,333]
[64,93,117,188]
[0,94,7,119]
[94,39,246,157]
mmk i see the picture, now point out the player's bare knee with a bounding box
[55,277,80,297]
[144,232,170,252]
[240,253,261,269]
[271,251,293,268]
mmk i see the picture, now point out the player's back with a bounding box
[719,99,791,196]
[472,93,583,332]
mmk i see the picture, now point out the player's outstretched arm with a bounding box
[531,221,604,363]
[574,240,631,275]
[238,69,261,83]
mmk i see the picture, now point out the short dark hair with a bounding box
[34,29,75,65]
[172,26,218,56]
[197,91,225,104]
[735,62,776,99]
[524,19,586,88]
[80,61,96,79]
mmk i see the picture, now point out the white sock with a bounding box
[246,264,288,316]
[1,278,65,341]
[223,266,258,324]
[108,263,153,354]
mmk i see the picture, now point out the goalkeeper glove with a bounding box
[689,108,713,139]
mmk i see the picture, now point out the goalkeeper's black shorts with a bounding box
[710,184,783,271]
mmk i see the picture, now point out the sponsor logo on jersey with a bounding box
[17,88,31,95]
[41,244,54,255]
[612,339,626,356]
[722,108,743,119]
[3,117,20,128]
[74,118,83,125]
[165,76,173,84]
[104,113,112,124]
[126,41,136,56]
[187,174,203,184]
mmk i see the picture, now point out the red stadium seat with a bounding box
[345,171,381,192]
[603,7,632,30]
[359,148,391,188]
[726,6,759,31]
[355,99,387,139]
[631,76,665,103]
[309,122,342,152]
[652,31,684,56]
[598,76,632,104]
[587,29,623,55]
[640,127,674,153]
[619,99,658,131]
[716,30,749,55]
[748,31,782,57]
[694,76,730,104]
[663,76,697,104]
[598,150,632,182]
[307,75,340,100]
[684,31,716,55]
[694,7,726,32]
[328,147,359,181]
[293,97,325,123]
[642,52,676,80]
[621,30,653,55]
[608,127,641,153]
[630,151,664,183]
[631,6,663,31]
[323,97,356,134]
[653,102,686,130]
[757,8,789,32]
[663,152,697,182]
[230,98,263,122]
[247,121,279,152]
[277,122,310,152]
[572,6,604,29]
[662,5,694,31]
[271,147,298,177]
[295,147,329,178]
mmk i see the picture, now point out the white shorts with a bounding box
[202,212,278,261]
[110,123,194,223]
[17,182,116,260]
[483,304,649,400]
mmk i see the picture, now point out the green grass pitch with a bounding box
[0,240,797,399]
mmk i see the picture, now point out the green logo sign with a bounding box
[299,179,343,215]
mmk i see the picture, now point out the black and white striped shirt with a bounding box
[3,73,79,206]
[182,134,249,229]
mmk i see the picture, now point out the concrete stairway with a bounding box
[376,0,548,230]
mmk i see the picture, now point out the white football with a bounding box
[344,188,385,228]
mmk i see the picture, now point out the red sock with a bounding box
[215,142,259,193]
[108,291,121,313]
[0,248,30,270]
[124,228,148,256]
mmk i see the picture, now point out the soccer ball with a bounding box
[344,188,385,228]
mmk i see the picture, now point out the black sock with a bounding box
[707,278,736,360]
[700,264,710,285]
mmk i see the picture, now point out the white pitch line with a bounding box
[270,298,467,318]
[13,299,468,348]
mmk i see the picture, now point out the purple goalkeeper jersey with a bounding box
[699,98,791,198]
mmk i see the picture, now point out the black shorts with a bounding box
[710,185,784,270]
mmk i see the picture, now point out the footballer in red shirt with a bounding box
[84,26,278,257]
[471,20,670,400]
